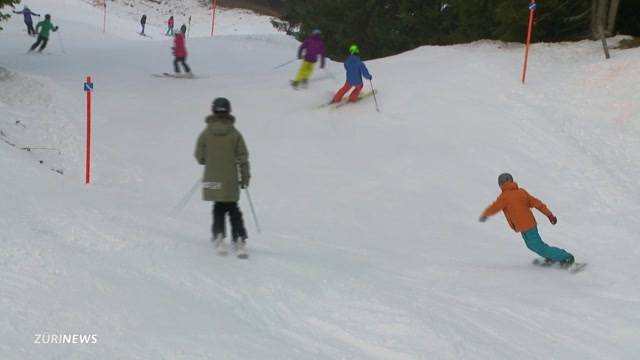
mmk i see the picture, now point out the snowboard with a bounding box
[532,258,587,274]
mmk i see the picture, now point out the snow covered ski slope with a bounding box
[1,0,640,359]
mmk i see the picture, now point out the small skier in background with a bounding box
[166,15,175,36]
[290,29,326,89]
[172,26,191,77]
[140,14,147,35]
[195,98,251,257]
[331,44,372,104]
[479,173,575,266]
[13,5,41,36]
[29,14,58,53]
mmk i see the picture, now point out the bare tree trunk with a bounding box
[607,0,620,35]
[591,0,609,38]
[598,0,609,30]
[591,0,599,38]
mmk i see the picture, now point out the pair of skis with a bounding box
[316,89,378,109]
[152,72,196,79]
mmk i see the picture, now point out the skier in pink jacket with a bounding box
[172,26,191,76]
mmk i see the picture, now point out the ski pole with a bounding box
[170,178,201,216]
[369,79,380,112]
[244,188,261,234]
[57,30,66,54]
[272,58,297,70]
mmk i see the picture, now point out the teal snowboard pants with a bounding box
[521,227,573,262]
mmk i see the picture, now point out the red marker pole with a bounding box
[521,0,536,84]
[211,0,217,37]
[84,76,94,184]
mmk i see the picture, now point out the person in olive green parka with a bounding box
[29,14,59,53]
[195,98,251,253]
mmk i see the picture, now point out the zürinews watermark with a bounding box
[34,333,98,344]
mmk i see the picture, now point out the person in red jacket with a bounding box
[171,27,191,77]
[166,16,175,36]
[479,173,575,265]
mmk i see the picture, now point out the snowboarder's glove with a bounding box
[478,215,488,223]
[548,214,557,225]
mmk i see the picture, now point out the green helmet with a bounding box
[349,44,359,55]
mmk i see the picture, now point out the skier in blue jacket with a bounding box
[331,44,372,103]
[13,5,41,36]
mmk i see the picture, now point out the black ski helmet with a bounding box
[45,14,51,20]
[212,97,231,114]
[498,173,513,187]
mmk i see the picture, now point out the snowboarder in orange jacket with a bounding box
[479,173,574,265]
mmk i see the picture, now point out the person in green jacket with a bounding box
[29,14,58,53]
[194,98,251,254]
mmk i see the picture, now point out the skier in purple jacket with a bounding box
[291,29,326,88]
[13,5,41,36]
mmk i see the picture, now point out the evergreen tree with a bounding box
[616,0,640,36]
[0,0,21,31]
[276,0,609,59]
[275,0,446,59]
[450,0,591,42]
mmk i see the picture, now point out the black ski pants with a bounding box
[173,56,191,73]
[25,22,36,36]
[212,202,247,241]
[30,35,48,52]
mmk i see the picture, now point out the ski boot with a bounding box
[233,238,248,259]
[211,234,229,255]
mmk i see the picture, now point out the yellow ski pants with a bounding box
[294,61,315,82]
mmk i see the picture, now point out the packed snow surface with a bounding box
[1,0,639,359]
